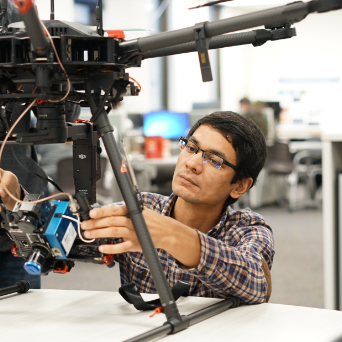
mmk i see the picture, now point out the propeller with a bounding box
[188,0,234,10]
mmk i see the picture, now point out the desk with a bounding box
[288,141,322,154]
[276,124,321,140]
[1,290,342,342]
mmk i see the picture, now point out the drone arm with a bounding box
[142,31,258,59]
[120,0,340,56]
[141,27,296,60]
[13,0,49,57]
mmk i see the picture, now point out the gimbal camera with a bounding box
[0,0,340,340]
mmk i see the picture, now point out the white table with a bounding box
[276,124,321,140]
[1,290,342,342]
[288,141,322,154]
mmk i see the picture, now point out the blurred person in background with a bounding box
[240,97,268,138]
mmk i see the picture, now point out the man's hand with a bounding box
[81,205,170,254]
[0,169,21,210]
[81,204,201,268]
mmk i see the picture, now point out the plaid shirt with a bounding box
[113,192,274,305]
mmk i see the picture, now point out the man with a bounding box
[0,111,274,304]
[239,97,252,114]
[81,111,274,304]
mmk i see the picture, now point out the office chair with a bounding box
[287,149,322,211]
[256,141,322,211]
[252,141,294,208]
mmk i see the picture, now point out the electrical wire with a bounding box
[99,70,141,92]
[0,98,73,205]
[60,213,95,243]
[0,19,75,206]
[129,76,142,91]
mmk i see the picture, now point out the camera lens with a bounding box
[24,248,49,275]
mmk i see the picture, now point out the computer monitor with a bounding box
[128,113,144,129]
[143,111,190,139]
[264,101,281,123]
[75,0,98,4]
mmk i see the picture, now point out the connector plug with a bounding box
[68,198,80,214]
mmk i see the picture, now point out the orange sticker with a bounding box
[120,160,127,173]
[13,0,34,15]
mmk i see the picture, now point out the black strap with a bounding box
[119,281,190,311]
[11,145,65,193]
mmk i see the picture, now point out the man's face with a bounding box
[172,124,238,208]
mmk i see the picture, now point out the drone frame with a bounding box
[1,0,341,341]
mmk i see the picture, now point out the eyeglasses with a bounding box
[178,137,237,171]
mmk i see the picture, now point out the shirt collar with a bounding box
[161,193,231,236]
[161,193,178,217]
[206,204,231,236]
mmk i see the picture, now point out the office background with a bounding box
[28,0,342,310]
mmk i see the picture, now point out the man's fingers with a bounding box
[0,169,20,200]
[83,226,131,239]
[99,240,137,254]
[81,215,131,230]
[89,204,128,219]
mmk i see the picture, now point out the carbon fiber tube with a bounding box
[14,0,49,56]
[0,280,30,297]
[136,1,309,53]
[125,323,173,342]
[102,132,182,321]
[142,30,258,59]
[89,104,182,322]
[125,297,240,342]
[188,296,240,326]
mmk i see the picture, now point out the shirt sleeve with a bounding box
[186,218,274,304]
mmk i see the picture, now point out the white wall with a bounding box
[243,11,342,97]
[103,0,162,115]
[35,0,75,21]
[165,4,342,133]
[167,0,219,112]
[219,8,342,133]
[219,8,247,113]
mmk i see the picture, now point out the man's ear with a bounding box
[230,177,253,199]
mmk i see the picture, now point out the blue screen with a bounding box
[143,111,190,139]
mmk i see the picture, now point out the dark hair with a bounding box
[239,97,251,105]
[187,111,267,206]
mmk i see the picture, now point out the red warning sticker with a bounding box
[121,160,127,173]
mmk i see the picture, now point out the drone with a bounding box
[0,0,340,341]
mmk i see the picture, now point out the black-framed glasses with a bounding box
[178,137,237,171]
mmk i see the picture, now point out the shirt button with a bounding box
[141,271,148,278]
